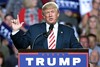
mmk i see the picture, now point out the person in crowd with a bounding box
[88,34,100,53]
[0,14,15,55]
[18,0,43,30]
[10,2,82,50]
[0,7,4,24]
[79,35,92,56]
[81,0,100,29]
[6,0,23,18]
[59,10,81,38]
[0,38,10,59]
[59,10,78,28]
[5,45,18,67]
[79,35,89,48]
[0,14,13,46]
[89,50,100,67]
[88,34,100,66]
[0,52,5,67]
[3,14,13,27]
[98,10,100,22]
[82,15,100,45]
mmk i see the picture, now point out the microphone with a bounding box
[31,24,54,49]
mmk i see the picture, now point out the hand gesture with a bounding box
[11,15,24,32]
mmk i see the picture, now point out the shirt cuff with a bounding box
[12,30,19,35]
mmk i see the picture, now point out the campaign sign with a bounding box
[0,22,13,45]
[18,50,88,67]
[56,0,79,13]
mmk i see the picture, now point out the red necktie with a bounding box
[48,30,56,49]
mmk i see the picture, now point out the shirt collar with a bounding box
[46,22,58,31]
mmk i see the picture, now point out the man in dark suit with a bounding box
[11,2,82,50]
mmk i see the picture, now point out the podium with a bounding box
[18,49,89,67]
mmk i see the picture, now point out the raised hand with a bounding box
[11,15,24,32]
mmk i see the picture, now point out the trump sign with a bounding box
[18,49,88,67]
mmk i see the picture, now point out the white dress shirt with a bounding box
[12,30,19,35]
[46,22,58,48]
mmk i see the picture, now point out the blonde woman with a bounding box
[84,15,100,44]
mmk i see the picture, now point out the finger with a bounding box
[17,15,20,24]
[21,22,24,26]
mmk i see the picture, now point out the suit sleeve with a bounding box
[11,28,32,49]
[70,29,82,48]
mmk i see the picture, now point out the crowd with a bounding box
[0,0,100,67]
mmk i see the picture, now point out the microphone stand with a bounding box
[31,32,48,49]
[31,24,54,49]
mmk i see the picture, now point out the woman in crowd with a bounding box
[82,15,100,45]
[18,0,43,30]
[81,0,100,29]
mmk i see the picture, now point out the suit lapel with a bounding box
[56,24,64,49]
[41,23,48,49]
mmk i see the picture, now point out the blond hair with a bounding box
[42,2,59,14]
[85,15,100,43]
[23,0,36,8]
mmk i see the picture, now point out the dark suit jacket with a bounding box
[11,23,82,49]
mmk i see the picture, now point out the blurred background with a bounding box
[0,0,100,67]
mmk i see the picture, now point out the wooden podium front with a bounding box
[18,49,89,67]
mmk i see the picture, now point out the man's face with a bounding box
[90,50,99,64]
[43,8,59,24]
[89,36,96,49]
[80,38,89,48]
[5,15,13,27]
